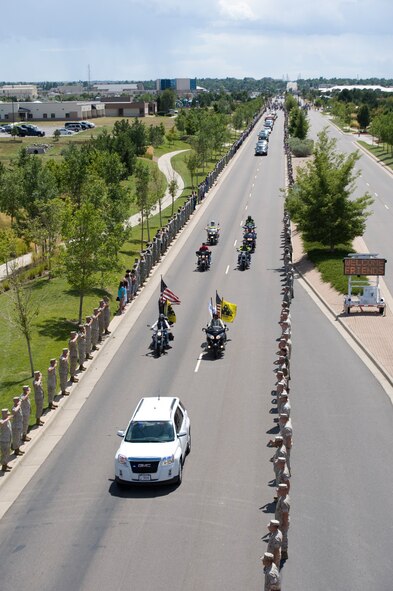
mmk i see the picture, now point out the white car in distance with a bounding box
[56,128,76,136]
[115,396,191,486]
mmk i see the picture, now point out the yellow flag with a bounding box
[221,300,237,323]
[164,300,176,324]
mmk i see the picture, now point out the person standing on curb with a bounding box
[261,552,281,590]
[85,316,93,360]
[266,520,282,567]
[68,331,79,383]
[91,308,100,351]
[11,396,24,456]
[59,348,70,396]
[47,359,58,410]
[0,409,13,472]
[275,484,290,561]
[20,386,31,442]
[33,371,45,426]
[103,296,111,335]
[98,301,105,343]
[77,325,87,372]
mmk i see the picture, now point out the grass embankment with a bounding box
[0,142,230,416]
[303,240,367,295]
[357,141,393,172]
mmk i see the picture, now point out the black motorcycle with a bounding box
[151,328,166,357]
[238,250,250,270]
[243,233,256,252]
[202,325,228,358]
[196,251,210,271]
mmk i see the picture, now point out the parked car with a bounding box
[56,127,76,136]
[16,124,45,137]
[115,396,191,486]
[1,124,13,133]
[80,120,95,128]
[64,122,82,132]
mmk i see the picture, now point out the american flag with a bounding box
[160,278,181,305]
[216,291,222,318]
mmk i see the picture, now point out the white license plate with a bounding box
[139,474,151,481]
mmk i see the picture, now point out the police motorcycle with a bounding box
[205,221,220,246]
[196,248,211,271]
[202,316,228,358]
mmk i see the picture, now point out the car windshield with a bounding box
[125,421,175,443]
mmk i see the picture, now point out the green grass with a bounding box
[303,240,368,295]
[358,141,393,171]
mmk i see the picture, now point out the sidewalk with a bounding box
[292,228,393,387]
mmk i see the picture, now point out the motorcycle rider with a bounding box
[238,242,252,264]
[151,313,170,346]
[208,313,227,342]
[244,215,255,228]
[198,242,211,265]
[209,312,225,330]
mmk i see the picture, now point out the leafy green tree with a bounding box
[289,107,309,140]
[168,175,178,217]
[158,89,176,114]
[149,166,166,228]
[0,167,25,224]
[185,150,201,190]
[285,93,298,112]
[134,161,154,248]
[61,197,120,323]
[357,104,371,131]
[26,198,65,280]
[285,129,373,251]
[7,264,40,377]
[0,228,18,276]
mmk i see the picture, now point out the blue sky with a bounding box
[2,0,393,82]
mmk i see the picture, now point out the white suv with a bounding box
[115,396,191,485]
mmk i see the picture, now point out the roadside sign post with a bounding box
[343,253,387,315]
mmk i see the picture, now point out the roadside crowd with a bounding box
[0,296,113,473]
[261,209,294,591]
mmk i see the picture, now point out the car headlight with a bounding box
[162,455,175,465]
[118,454,127,464]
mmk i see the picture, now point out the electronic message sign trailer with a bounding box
[343,253,386,315]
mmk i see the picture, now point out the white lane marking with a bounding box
[385,204,389,210]
[255,175,257,179]
[375,192,378,197]
[194,354,203,373]
[234,239,237,247]
[240,220,243,227]
[225,265,230,275]
[249,192,252,198]
[245,205,248,210]
[366,182,370,186]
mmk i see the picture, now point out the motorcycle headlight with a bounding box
[162,455,175,465]
[157,331,162,336]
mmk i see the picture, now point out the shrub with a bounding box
[289,138,314,157]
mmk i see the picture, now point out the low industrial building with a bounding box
[104,99,156,117]
[0,84,38,100]
[93,83,144,96]
[0,101,105,122]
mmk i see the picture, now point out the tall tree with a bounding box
[7,265,40,377]
[285,129,373,251]
[357,104,371,131]
[134,161,154,248]
[0,227,18,276]
[149,166,166,228]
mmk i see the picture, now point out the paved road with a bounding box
[0,112,392,590]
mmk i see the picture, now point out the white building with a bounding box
[0,84,38,100]
[93,83,144,96]
[0,101,105,122]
